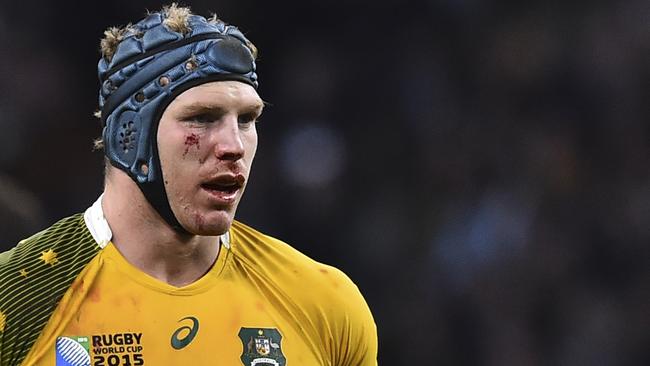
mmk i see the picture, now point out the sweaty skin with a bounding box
[101,81,264,287]
[157,81,264,237]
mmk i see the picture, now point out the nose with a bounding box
[213,116,245,161]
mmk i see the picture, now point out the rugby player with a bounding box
[0,4,377,365]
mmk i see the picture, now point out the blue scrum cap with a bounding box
[97,4,258,232]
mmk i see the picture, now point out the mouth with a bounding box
[200,174,245,203]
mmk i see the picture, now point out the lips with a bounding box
[200,174,245,203]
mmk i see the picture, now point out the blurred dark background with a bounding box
[1,0,648,364]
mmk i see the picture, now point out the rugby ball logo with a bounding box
[55,336,91,366]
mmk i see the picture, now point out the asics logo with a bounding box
[170,316,200,350]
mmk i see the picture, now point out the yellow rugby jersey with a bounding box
[0,199,377,366]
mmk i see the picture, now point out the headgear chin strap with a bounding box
[98,11,258,233]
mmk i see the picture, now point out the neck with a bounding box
[101,170,220,287]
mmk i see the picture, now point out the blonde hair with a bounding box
[94,3,259,151]
[99,3,258,62]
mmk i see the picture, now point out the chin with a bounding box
[182,210,234,236]
[190,227,229,236]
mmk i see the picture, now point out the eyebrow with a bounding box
[181,101,265,115]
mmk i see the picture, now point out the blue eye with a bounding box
[238,113,260,127]
[190,113,215,123]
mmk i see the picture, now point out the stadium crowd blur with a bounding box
[1,0,648,364]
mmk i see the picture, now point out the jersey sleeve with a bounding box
[323,266,378,366]
[0,214,100,366]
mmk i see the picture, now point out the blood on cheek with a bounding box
[182,133,201,158]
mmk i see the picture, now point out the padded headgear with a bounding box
[98,10,258,232]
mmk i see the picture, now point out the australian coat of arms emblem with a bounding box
[238,328,286,366]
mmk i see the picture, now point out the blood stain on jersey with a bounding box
[238,328,286,366]
[88,287,101,302]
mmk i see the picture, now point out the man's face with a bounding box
[157,81,263,235]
